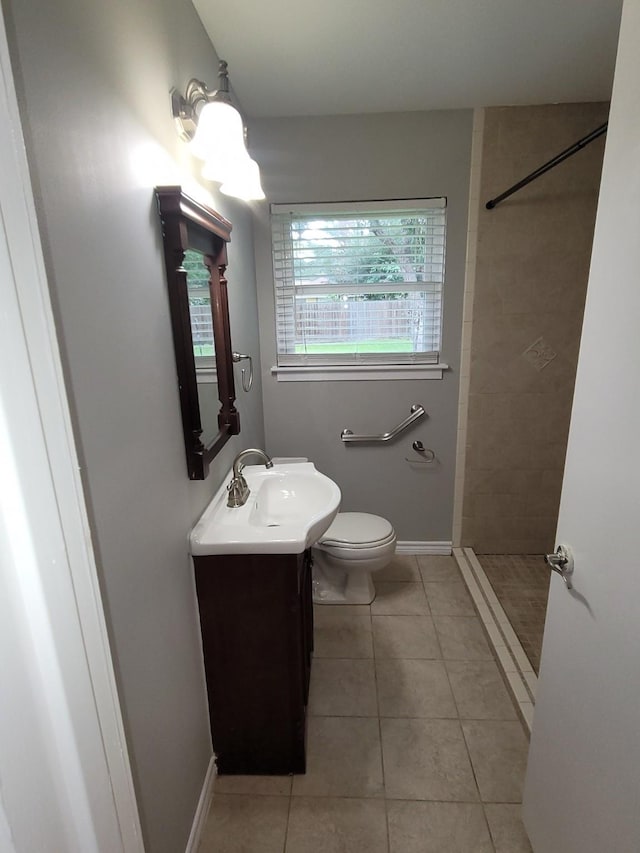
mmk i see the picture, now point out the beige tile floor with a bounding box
[198,555,533,853]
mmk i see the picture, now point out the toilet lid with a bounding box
[319,512,395,547]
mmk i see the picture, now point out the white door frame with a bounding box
[0,7,144,851]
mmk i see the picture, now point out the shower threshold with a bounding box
[453,548,539,734]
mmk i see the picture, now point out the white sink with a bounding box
[190,462,342,555]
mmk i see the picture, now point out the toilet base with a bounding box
[311,558,377,605]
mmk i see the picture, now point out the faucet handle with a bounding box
[227,473,250,508]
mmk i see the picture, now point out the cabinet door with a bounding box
[194,551,309,774]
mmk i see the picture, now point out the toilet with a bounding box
[312,512,397,605]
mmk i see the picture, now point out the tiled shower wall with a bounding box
[461,103,608,554]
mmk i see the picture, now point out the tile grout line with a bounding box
[415,555,446,660]
[377,556,491,819]
[458,715,489,812]
[282,784,293,853]
[417,554,487,813]
[369,596,394,853]
[417,555,435,620]
[481,803,499,853]
[215,789,521,803]
[453,549,533,734]
[439,655,487,814]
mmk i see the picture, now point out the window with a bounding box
[271,199,446,377]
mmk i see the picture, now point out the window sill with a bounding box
[195,367,217,385]
[271,363,449,382]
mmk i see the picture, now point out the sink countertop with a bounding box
[190,462,341,555]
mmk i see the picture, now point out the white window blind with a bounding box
[183,247,217,372]
[271,199,446,367]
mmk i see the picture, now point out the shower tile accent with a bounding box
[460,103,608,553]
[521,337,557,372]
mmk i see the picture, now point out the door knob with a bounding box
[545,545,574,589]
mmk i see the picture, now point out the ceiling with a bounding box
[192,0,623,118]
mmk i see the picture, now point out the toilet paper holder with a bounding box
[405,440,435,464]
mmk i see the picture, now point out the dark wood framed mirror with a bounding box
[155,186,239,479]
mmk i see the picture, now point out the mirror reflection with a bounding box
[184,249,218,446]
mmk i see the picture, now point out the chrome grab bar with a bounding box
[341,404,426,443]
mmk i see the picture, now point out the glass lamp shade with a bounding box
[201,145,251,184]
[219,157,265,201]
[189,99,245,162]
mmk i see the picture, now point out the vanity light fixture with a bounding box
[171,60,265,201]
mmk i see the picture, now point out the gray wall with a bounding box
[4,0,264,850]
[251,112,473,541]
[462,103,607,553]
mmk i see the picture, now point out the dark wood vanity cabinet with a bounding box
[193,550,313,775]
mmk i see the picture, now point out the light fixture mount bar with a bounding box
[171,79,208,142]
[171,60,235,143]
[214,60,233,106]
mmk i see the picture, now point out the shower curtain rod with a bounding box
[485,122,608,210]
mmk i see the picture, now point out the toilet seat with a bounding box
[316,512,396,562]
[318,512,394,547]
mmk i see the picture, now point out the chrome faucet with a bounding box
[227,448,273,508]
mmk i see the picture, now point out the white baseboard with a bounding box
[185,756,216,853]
[396,541,452,555]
